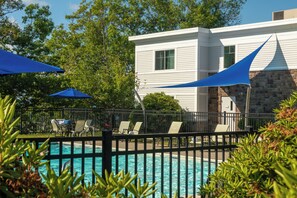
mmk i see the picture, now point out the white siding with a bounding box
[197,94,208,112]
[208,46,221,71]
[176,95,196,111]
[177,46,196,70]
[278,38,297,68]
[137,71,195,85]
[237,38,297,71]
[138,87,195,94]
[199,46,208,70]
[136,51,153,73]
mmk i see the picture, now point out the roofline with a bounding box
[128,18,297,41]
[210,18,297,33]
[128,27,209,41]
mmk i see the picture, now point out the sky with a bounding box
[9,0,297,27]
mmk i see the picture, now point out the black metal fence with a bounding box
[17,108,274,134]
[19,130,257,197]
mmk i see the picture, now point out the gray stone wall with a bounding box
[208,69,297,113]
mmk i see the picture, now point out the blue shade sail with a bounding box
[49,88,92,99]
[160,36,271,88]
[0,49,63,74]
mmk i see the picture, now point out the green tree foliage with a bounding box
[0,3,64,109]
[12,4,54,59]
[180,0,247,29]
[0,0,23,49]
[47,0,246,109]
[201,91,297,197]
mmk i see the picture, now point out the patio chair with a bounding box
[190,124,230,145]
[211,124,230,143]
[167,121,183,146]
[79,119,95,136]
[129,122,143,135]
[71,120,86,137]
[112,121,130,134]
[51,119,63,136]
[153,121,182,146]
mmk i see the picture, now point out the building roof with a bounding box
[129,18,297,42]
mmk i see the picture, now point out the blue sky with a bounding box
[241,0,297,24]
[9,0,297,27]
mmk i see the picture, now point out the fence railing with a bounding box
[19,130,258,197]
[16,108,274,134]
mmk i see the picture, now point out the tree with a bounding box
[0,0,24,50]
[0,3,64,109]
[12,4,54,60]
[46,0,247,109]
[179,0,247,29]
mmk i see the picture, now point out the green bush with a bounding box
[135,92,183,133]
[273,160,297,198]
[0,96,49,197]
[201,91,297,197]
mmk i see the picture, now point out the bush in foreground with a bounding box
[201,91,297,197]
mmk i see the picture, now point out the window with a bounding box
[224,46,235,68]
[155,50,175,70]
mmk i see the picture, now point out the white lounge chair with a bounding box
[190,124,230,145]
[72,120,86,137]
[51,119,63,136]
[211,124,230,143]
[113,121,130,134]
[129,122,142,135]
[79,119,95,136]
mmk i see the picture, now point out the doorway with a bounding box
[221,96,236,128]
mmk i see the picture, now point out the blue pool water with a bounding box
[43,143,216,197]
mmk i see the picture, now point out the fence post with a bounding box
[102,129,112,177]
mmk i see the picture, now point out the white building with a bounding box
[129,16,297,114]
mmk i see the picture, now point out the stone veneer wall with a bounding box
[208,70,297,113]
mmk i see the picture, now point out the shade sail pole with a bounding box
[244,86,251,130]
[134,89,147,133]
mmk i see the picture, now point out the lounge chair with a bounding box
[190,124,230,145]
[71,120,86,137]
[167,121,183,146]
[112,121,130,134]
[168,121,183,134]
[51,119,63,136]
[153,121,182,146]
[211,124,230,143]
[129,122,143,135]
[79,119,95,136]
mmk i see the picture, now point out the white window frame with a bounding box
[224,45,236,68]
[154,49,175,71]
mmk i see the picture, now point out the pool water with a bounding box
[42,143,216,197]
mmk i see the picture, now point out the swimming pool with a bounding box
[43,143,216,197]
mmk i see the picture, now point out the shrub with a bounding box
[0,96,49,197]
[201,91,297,197]
[273,160,297,197]
[141,92,181,112]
